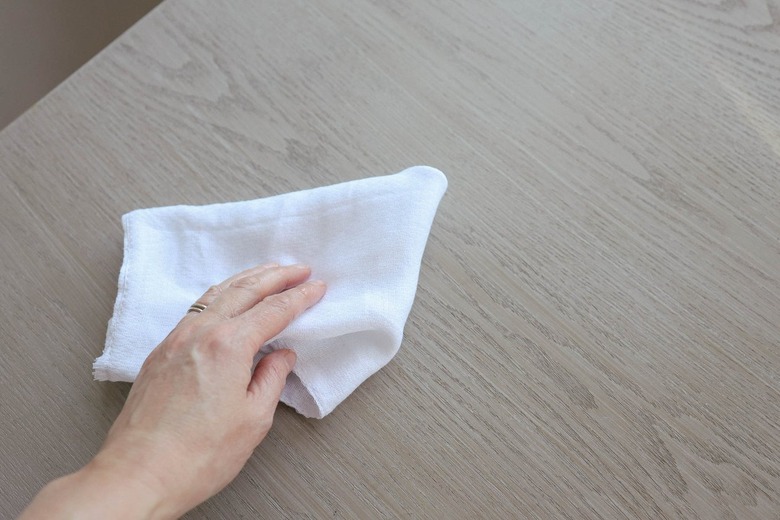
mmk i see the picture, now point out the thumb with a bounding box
[248,349,296,410]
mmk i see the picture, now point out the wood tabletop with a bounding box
[2,0,779,518]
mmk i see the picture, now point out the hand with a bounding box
[20,263,326,519]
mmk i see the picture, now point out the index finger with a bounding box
[235,279,326,354]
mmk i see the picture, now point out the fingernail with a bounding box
[283,349,297,369]
[291,264,309,270]
[309,279,326,287]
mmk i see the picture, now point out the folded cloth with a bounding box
[94,165,447,418]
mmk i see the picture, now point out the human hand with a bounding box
[20,263,325,519]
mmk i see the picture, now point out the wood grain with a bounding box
[1,0,779,518]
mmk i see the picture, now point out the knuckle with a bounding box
[230,275,262,290]
[264,293,294,314]
[297,282,317,298]
[200,325,231,352]
[159,323,202,355]
[203,284,223,299]
[205,307,231,321]
[267,360,285,382]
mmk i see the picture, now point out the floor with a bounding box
[0,0,162,129]
[1,0,779,518]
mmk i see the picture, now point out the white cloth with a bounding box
[94,166,447,418]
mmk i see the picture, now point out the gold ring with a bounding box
[187,303,207,314]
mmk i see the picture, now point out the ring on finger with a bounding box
[187,302,208,314]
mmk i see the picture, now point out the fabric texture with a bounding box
[94,166,448,418]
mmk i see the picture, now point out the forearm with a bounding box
[19,458,173,520]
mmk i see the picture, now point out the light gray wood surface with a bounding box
[2,0,779,518]
[0,0,163,129]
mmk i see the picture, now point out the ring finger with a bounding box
[184,262,279,320]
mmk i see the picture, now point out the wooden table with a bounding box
[2,1,779,517]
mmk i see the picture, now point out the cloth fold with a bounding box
[94,165,447,418]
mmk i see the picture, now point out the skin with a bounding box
[20,263,326,519]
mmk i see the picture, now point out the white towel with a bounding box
[94,166,447,418]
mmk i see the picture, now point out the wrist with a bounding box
[83,453,172,519]
[20,458,173,520]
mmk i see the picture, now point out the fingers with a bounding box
[201,264,313,320]
[248,349,297,411]
[237,279,326,351]
[181,263,326,363]
[187,262,279,316]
